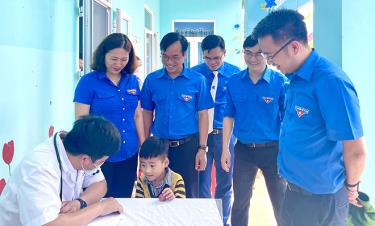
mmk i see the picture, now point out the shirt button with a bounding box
[122,107,125,111]
[118,89,121,92]
[122,118,125,121]
[122,130,125,133]
[123,141,126,144]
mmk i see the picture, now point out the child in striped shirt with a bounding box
[134,137,186,201]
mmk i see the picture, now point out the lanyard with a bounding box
[53,133,63,201]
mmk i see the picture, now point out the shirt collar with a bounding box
[241,67,271,83]
[288,49,318,81]
[157,66,191,79]
[54,132,76,173]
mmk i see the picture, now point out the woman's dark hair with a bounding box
[139,137,169,160]
[63,115,121,162]
[91,33,138,74]
[160,32,188,53]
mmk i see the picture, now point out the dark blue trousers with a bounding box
[280,185,348,226]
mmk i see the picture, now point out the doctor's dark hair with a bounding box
[63,116,121,161]
[160,32,188,53]
[252,9,308,45]
[91,33,138,74]
[139,137,169,160]
[201,35,225,52]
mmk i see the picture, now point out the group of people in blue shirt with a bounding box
[74,8,367,226]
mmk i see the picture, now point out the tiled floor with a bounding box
[248,171,277,226]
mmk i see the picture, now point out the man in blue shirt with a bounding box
[221,35,287,226]
[253,9,367,226]
[191,34,240,226]
[141,32,214,198]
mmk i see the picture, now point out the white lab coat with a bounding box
[0,133,105,226]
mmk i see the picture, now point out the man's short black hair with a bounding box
[252,9,308,44]
[201,35,225,52]
[91,33,138,74]
[139,137,169,160]
[160,32,188,53]
[243,35,258,49]
[63,115,121,162]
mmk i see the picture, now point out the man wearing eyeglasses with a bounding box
[191,34,240,226]
[140,32,214,198]
[221,35,287,226]
[252,9,367,226]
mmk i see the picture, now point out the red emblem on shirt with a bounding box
[295,106,309,118]
[262,96,274,104]
[127,89,137,95]
[181,94,192,101]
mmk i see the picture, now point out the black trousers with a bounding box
[280,185,348,226]
[168,134,199,198]
[101,153,138,198]
[231,141,286,226]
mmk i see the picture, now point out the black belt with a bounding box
[287,182,313,196]
[240,141,278,149]
[210,128,222,135]
[169,134,196,148]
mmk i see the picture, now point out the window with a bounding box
[173,20,215,67]
[144,5,157,76]
[80,0,112,74]
[116,9,131,35]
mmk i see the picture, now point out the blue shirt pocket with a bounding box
[91,92,117,114]
[178,92,196,112]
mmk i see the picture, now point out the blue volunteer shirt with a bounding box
[74,71,140,162]
[191,62,241,129]
[140,67,214,139]
[278,50,363,194]
[224,67,287,143]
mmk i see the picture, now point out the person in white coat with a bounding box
[0,116,124,226]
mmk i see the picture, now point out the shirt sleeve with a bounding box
[316,75,363,141]
[134,177,145,198]
[140,76,155,111]
[196,76,214,111]
[278,75,288,120]
[18,163,61,226]
[73,75,95,105]
[173,176,186,199]
[223,81,236,118]
[82,170,105,188]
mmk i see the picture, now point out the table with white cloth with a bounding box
[88,198,222,226]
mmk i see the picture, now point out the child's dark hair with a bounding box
[139,137,169,159]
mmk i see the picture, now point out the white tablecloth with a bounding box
[88,198,222,226]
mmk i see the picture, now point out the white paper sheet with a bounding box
[88,198,222,226]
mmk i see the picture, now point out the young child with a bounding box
[134,137,186,201]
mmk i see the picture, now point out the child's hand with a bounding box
[159,187,175,201]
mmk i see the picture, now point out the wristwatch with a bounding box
[76,198,87,209]
[198,145,208,152]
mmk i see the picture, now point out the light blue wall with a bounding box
[341,0,375,198]
[160,0,243,67]
[314,0,342,66]
[0,1,77,181]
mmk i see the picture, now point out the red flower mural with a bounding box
[2,140,14,176]
[0,178,6,195]
[49,125,54,138]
